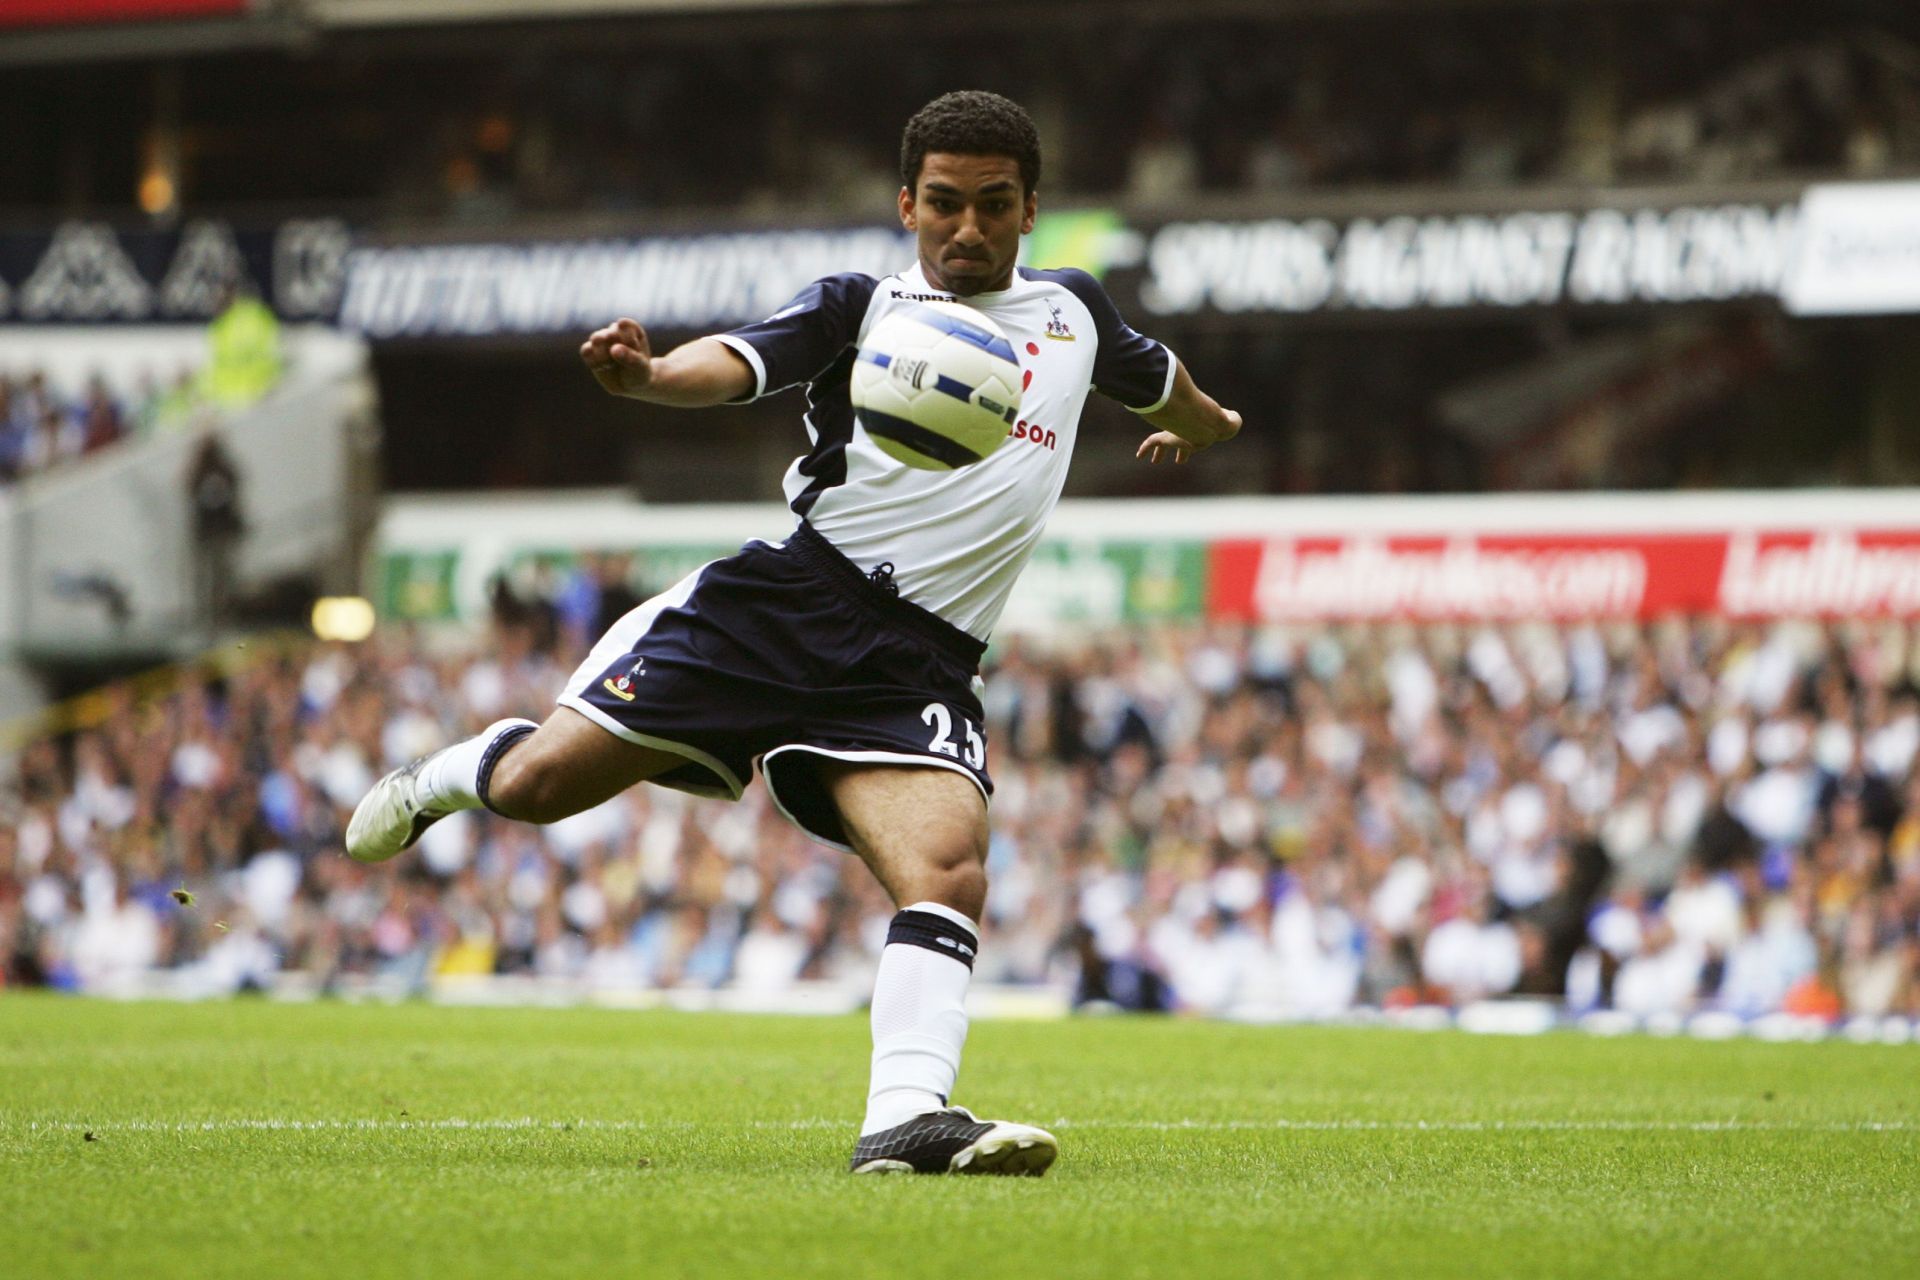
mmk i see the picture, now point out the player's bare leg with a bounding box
[346,707,684,862]
[482,708,690,821]
[827,760,989,918]
[821,760,1058,1176]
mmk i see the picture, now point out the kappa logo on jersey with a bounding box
[889,288,956,303]
[602,657,646,701]
[1044,299,1075,342]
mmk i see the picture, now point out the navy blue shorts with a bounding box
[557,522,991,851]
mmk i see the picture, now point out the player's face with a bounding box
[899,152,1036,296]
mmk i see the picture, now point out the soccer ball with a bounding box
[849,301,1023,470]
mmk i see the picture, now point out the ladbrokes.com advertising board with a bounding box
[1206,530,1920,622]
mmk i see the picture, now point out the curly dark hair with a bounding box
[899,90,1042,195]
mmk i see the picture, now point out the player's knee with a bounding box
[921,850,987,921]
[946,861,988,918]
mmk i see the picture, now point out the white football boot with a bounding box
[345,753,448,864]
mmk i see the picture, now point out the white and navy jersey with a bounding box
[714,262,1175,640]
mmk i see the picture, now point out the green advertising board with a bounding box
[378,537,1210,629]
[1005,539,1209,627]
[378,550,460,622]
[377,545,738,623]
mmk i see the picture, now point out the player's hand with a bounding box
[1136,431,1193,464]
[580,318,655,397]
[1136,409,1240,464]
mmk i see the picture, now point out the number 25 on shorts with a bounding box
[921,702,985,770]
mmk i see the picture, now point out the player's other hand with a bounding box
[1136,431,1191,464]
[1137,410,1240,464]
[581,319,655,397]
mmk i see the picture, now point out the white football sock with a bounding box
[861,900,978,1135]
[415,717,537,814]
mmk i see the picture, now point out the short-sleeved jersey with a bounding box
[715,262,1175,640]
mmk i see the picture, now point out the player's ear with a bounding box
[1021,190,1037,235]
[898,186,917,230]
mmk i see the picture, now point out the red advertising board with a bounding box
[0,0,246,27]
[1207,529,1920,621]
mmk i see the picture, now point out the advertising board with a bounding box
[376,493,1920,627]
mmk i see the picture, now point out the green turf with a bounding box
[1,997,1915,1279]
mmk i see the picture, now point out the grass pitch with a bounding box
[2,997,1915,1279]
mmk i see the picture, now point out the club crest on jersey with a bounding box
[603,657,645,701]
[1044,300,1075,342]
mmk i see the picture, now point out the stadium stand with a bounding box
[4,602,1915,1025]
[2,0,1918,1041]
[6,10,1916,220]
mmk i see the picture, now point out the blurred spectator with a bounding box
[79,376,126,454]
[1125,111,1201,206]
[201,285,283,411]
[186,428,247,633]
[21,403,85,476]
[591,555,646,638]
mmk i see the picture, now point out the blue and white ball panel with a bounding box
[847,300,1023,471]
[895,299,1020,364]
[853,348,1018,467]
[852,404,990,469]
[857,348,1000,414]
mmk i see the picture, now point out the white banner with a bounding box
[1780,181,1920,316]
[336,229,913,337]
[1139,203,1800,316]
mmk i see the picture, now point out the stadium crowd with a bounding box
[0,366,224,485]
[3,573,1916,1026]
[0,370,137,484]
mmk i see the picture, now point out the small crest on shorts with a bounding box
[603,656,645,701]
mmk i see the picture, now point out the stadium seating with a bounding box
[5,609,1913,1026]
[0,367,146,484]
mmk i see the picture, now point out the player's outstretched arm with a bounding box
[580,319,756,407]
[1136,360,1241,464]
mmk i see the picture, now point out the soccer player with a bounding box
[347,90,1241,1175]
